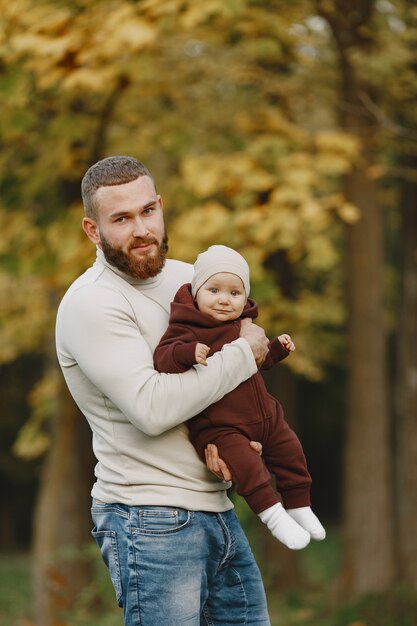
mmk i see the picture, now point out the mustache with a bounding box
[129,236,159,249]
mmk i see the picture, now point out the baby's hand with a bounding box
[195,343,210,366]
[278,334,296,352]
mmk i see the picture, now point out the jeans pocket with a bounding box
[91,528,123,607]
[135,508,192,534]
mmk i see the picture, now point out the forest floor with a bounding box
[1,529,416,626]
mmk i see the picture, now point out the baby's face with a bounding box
[195,272,246,322]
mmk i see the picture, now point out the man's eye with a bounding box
[115,216,126,222]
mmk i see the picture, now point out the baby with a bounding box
[154,245,325,549]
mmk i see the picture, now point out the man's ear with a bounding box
[82,217,101,246]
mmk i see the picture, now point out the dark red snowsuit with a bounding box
[154,283,312,514]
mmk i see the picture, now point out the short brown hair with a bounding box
[81,156,154,219]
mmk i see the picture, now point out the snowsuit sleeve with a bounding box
[260,337,290,370]
[154,323,201,373]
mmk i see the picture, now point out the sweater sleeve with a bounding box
[260,337,290,370]
[56,284,257,437]
[154,324,200,373]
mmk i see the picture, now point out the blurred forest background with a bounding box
[0,0,416,625]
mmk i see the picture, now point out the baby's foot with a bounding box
[259,503,310,550]
[287,506,326,540]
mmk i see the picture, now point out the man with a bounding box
[55,156,271,626]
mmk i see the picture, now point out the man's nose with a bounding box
[132,217,148,237]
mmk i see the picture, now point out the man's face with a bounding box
[84,176,167,279]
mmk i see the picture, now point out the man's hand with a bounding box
[195,342,210,366]
[205,442,263,481]
[239,318,269,367]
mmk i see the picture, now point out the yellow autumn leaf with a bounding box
[95,8,157,58]
[236,203,301,251]
[0,211,40,255]
[297,292,344,326]
[181,156,223,197]
[9,33,45,56]
[13,420,50,460]
[281,163,316,188]
[181,153,272,197]
[0,273,52,363]
[315,130,360,160]
[179,0,235,30]
[13,369,62,459]
[337,202,361,224]
[235,109,307,143]
[301,200,331,230]
[236,245,267,283]
[270,185,310,208]
[228,156,276,193]
[32,6,72,34]
[9,1,70,33]
[305,235,339,271]
[234,207,264,236]
[313,131,361,176]
[314,153,355,176]
[140,0,183,18]
[110,17,156,51]
[169,202,231,261]
[62,66,119,92]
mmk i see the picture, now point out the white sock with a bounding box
[258,503,310,550]
[287,506,326,540]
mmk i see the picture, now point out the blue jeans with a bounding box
[91,501,270,626]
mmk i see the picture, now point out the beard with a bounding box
[100,231,168,279]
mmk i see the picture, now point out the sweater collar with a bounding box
[94,247,163,288]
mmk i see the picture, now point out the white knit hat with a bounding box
[191,245,250,298]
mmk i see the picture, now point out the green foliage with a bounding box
[0,553,32,624]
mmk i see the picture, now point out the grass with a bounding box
[0,552,33,626]
[264,530,417,626]
[265,527,342,626]
[1,532,417,626]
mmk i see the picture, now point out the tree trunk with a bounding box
[395,161,417,588]
[316,0,396,595]
[33,375,96,626]
[341,161,395,596]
